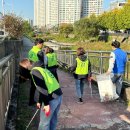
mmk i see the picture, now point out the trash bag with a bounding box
[96,73,119,102]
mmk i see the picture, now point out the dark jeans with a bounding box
[75,79,85,98]
[111,74,123,97]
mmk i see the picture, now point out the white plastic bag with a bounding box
[96,73,119,102]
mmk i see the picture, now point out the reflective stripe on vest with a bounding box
[75,58,88,75]
[31,67,60,94]
[46,53,57,67]
[28,46,41,62]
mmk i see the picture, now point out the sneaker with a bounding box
[77,98,83,104]
[115,98,125,103]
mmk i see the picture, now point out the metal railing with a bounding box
[0,54,15,130]
[0,38,23,130]
[57,50,130,84]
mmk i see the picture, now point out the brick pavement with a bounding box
[57,69,130,130]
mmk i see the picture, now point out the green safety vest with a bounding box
[28,46,41,62]
[75,58,88,75]
[46,53,57,67]
[31,67,60,94]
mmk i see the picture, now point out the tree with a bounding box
[23,21,33,35]
[2,13,23,39]
[98,1,130,31]
[59,23,73,38]
[107,9,120,31]
[121,2,130,30]
[74,15,99,41]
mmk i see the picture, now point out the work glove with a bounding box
[43,105,51,117]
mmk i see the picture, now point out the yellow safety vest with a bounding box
[31,67,60,94]
[75,58,88,75]
[28,46,41,62]
[46,53,57,67]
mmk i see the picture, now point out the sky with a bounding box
[0,0,111,20]
[0,0,33,20]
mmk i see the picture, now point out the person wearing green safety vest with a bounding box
[28,38,44,62]
[69,47,92,104]
[19,58,63,130]
[45,47,59,82]
[27,38,44,106]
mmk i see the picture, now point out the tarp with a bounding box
[96,73,119,102]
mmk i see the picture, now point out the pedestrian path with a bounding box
[18,68,130,130]
[19,37,130,129]
[57,69,130,130]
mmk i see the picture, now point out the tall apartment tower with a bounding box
[34,0,59,28]
[34,0,103,27]
[34,0,82,28]
[59,0,82,24]
[34,0,44,27]
[43,0,59,28]
[82,0,103,17]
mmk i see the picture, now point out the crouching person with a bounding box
[20,58,63,130]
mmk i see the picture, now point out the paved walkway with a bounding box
[20,37,130,130]
[56,69,130,130]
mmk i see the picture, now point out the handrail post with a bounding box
[100,52,103,74]
[65,50,67,63]
[0,67,5,130]
[0,67,2,84]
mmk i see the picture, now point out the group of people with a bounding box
[19,38,128,130]
[20,38,61,130]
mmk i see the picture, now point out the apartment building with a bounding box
[34,0,82,27]
[34,0,44,27]
[59,0,82,24]
[110,0,127,10]
[34,0,59,28]
[44,0,59,28]
[34,0,103,28]
[82,0,103,17]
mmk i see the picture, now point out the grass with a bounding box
[53,34,78,43]
[43,33,130,51]
[72,41,130,51]
[16,80,39,130]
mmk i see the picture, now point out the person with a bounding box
[45,47,59,81]
[19,58,31,82]
[27,38,44,106]
[107,40,127,101]
[19,58,63,130]
[28,38,44,63]
[69,47,92,103]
